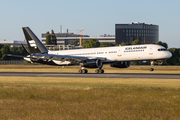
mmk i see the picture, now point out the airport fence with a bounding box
[0,60,40,65]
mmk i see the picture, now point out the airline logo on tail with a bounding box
[29,40,37,49]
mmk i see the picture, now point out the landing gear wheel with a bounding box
[149,68,154,71]
[78,69,82,73]
[95,69,104,74]
[95,69,99,73]
[99,69,104,73]
[82,69,88,73]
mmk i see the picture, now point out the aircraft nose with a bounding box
[164,51,172,58]
[168,51,172,58]
[160,51,172,59]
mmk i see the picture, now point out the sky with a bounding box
[0,0,179,48]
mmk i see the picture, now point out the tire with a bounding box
[98,69,102,73]
[78,69,82,73]
[95,69,99,73]
[82,69,86,74]
[95,69,104,74]
[149,68,154,71]
[101,69,104,73]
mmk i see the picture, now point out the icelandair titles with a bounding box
[124,46,147,52]
[125,46,147,50]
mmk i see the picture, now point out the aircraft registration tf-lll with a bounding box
[8,27,172,73]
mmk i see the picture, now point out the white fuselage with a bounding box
[47,44,172,65]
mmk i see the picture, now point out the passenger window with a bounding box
[158,48,167,51]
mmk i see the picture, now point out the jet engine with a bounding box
[110,61,131,68]
[80,59,103,68]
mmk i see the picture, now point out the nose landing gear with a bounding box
[149,60,154,71]
[149,68,154,71]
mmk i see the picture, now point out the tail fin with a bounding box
[22,27,48,54]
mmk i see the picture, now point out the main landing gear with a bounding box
[78,69,88,73]
[95,69,104,74]
[149,60,154,71]
[78,67,104,74]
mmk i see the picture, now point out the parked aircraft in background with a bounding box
[8,27,172,73]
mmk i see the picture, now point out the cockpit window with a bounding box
[158,48,167,51]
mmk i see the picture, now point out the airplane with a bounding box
[8,27,172,73]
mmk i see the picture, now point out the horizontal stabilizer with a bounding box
[7,54,28,58]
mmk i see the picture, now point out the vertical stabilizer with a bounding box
[22,27,48,54]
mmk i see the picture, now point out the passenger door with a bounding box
[118,50,122,57]
[149,48,153,55]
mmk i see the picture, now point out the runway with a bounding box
[0,72,180,79]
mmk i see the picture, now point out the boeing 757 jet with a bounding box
[8,27,172,73]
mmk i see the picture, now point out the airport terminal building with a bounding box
[115,22,159,44]
[0,40,27,47]
[41,33,115,45]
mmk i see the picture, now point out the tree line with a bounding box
[45,30,57,45]
[0,44,26,60]
[82,39,168,49]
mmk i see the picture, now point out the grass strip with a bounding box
[0,77,180,119]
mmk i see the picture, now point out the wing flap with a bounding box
[35,54,88,61]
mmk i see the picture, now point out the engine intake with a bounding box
[81,59,103,68]
[110,61,131,68]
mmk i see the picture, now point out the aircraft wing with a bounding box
[8,53,100,62]
[8,53,106,65]
[8,53,87,60]
[35,53,88,62]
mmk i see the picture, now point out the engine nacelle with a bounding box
[81,59,103,68]
[110,61,131,68]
